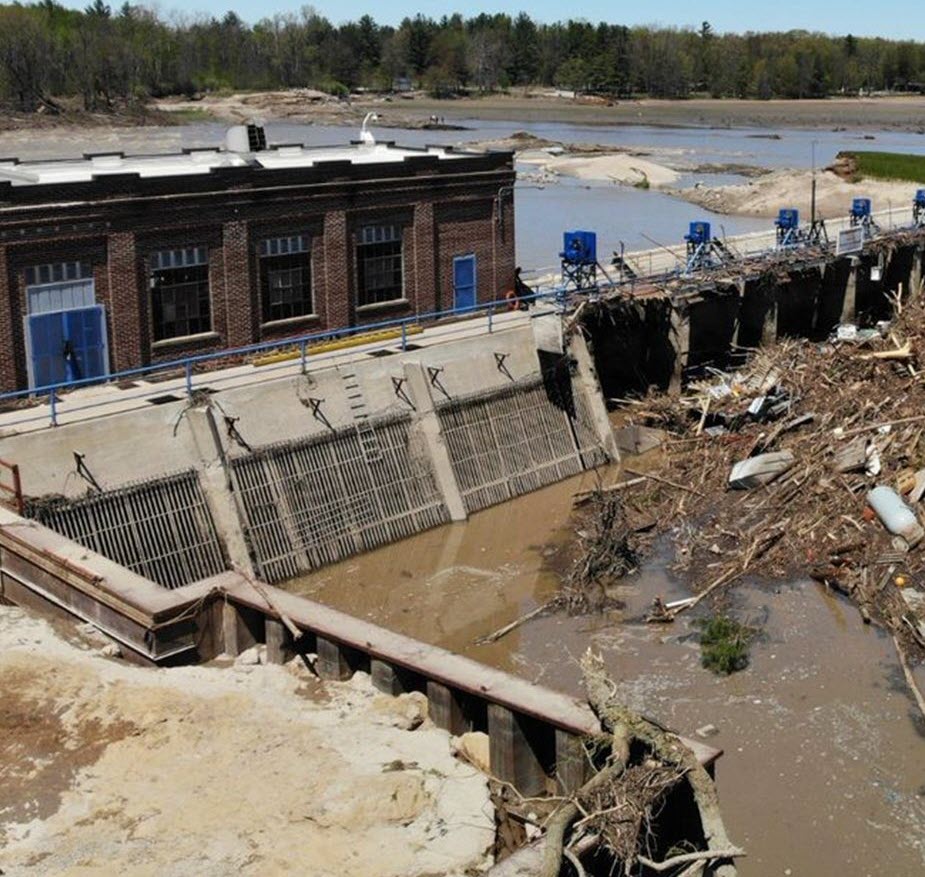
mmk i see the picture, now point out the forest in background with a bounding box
[2,1,925,112]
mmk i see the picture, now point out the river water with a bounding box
[284,469,925,876]
[264,118,925,273]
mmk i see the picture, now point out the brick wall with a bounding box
[222,221,254,349]
[436,199,510,309]
[107,232,143,373]
[323,209,350,331]
[0,246,14,391]
[0,157,515,391]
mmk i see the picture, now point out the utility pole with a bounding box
[811,139,817,228]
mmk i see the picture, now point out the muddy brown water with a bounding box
[283,470,925,876]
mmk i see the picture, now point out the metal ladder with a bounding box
[340,369,382,464]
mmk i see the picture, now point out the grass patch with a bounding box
[840,150,925,184]
[694,614,753,675]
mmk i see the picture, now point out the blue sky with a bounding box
[92,1,925,39]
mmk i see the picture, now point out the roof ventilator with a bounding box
[225,123,268,154]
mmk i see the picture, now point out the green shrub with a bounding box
[315,79,349,98]
[695,614,752,675]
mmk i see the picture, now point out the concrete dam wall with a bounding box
[3,316,615,587]
[586,236,925,399]
[12,238,924,589]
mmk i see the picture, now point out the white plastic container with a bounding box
[867,486,925,548]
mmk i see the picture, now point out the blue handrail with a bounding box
[0,290,559,428]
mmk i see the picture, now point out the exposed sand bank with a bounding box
[518,148,680,187]
[0,605,493,876]
[672,168,919,219]
[405,93,925,132]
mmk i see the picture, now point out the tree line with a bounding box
[2,2,925,112]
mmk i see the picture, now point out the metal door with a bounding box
[26,305,108,390]
[453,254,477,311]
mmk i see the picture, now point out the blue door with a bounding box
[453,254,477,312]
[27,306,108,389]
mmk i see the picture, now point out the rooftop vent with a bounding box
[225,124,267,154]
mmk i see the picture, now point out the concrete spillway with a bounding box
[2,310,615,589]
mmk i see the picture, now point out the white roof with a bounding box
[0,142,471,188]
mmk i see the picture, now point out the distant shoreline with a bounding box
[403,93,925,133]
[4,91,925,136]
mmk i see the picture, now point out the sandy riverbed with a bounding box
[0,605,494,876]
[405,93,925,132]
[517,149,680,188]
[6,89,925,141]
[154,90,925,133]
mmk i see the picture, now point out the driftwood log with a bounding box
[539,651,742,877]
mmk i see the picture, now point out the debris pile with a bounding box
[561,490,648,613]
[537,651,743,877]
[475,489,650,646]
[617,285,925,667]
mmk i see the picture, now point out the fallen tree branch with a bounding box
[666,568,742,620]
[893,634,925,723]
[475,601,552,645]
[857,342,912,361]
[637,847,747,873]
[232,563,303,641]
[573,477,646,504]
[625,468,705,497]
[580,650,739,877]
[839,413,925,438]
[562,848,587,877]
[540,759,627,877]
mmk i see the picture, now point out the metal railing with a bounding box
[0,205,919,431]
[623,206,916,278]
[0,292,556,430]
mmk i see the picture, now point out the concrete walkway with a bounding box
[0,307,543,437]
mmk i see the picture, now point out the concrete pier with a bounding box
[403,361,467,521]
[669,302,690,395]
[588,235,925,399]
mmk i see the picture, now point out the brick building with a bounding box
[0,131,515,392]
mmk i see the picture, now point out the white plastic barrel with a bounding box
[867,486,924,547]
